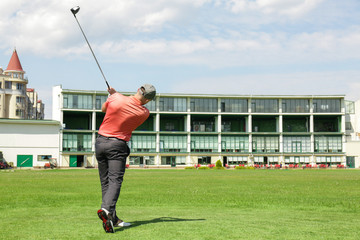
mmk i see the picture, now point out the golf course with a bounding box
[1,168,359,239]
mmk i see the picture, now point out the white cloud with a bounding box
[224,0,325,18]
[0,0,359,68]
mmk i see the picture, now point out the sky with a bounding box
[1,0,360,119]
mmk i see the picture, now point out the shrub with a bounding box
[214,160,225,170]
[247,166,255,170]
[198,166,210,170]
[185,166,196,169]
[235,165,246,170]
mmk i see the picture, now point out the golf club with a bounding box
[70,6,110,89]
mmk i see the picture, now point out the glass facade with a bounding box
[316,156,342,163]
[252,136,279,152]
[283,136,311,153]
[227,156,248,165]
[313,99,341,113]
[191,135,218,152]
[221,99,248,112]
[221,136,249,152]
[159,97,187,112]
[63,133,92,152]
[314,136,342,153]
[190,98,218,112]
[285,156,310,163]
[161,156,186,165]
[129,156,155,165]
[251,99,278,113]
[58,88,346,167]
[95,95,107,110]
[160,135,187,152]
[63,94,93,109]
[129,135,156,152]
[145,99,156,111]
[282,99,310,113]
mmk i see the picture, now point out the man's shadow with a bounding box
[115,217,206,232]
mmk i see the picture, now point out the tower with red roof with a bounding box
[0,49,44,119]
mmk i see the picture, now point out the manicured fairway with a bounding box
[0,169,359,239]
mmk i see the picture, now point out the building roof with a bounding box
[6,49,24,72]
[0,118,60,126]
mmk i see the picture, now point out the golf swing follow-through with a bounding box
[70,6,110,89]
[70,6,157,233]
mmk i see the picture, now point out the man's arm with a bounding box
[102,87,117,112]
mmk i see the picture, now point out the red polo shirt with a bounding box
[98,93,150,141]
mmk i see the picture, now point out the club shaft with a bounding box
[73,15,110,89]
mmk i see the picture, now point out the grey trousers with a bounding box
[95,135,130,220]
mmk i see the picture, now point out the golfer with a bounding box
[95,84,156,233]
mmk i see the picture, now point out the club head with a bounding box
[71,6,80,15]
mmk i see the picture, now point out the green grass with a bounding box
[0,169,359,240]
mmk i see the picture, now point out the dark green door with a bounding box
[17,155,33,167]
[346,157,355,168]
[69,155,77,167]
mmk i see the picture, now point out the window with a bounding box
[227,156,248,165]
[16,96,25,104]
[282,99,310,113]
[221,99,248,112]
[160,135,187,152]
[129,156,155,165]
[285,156,310,164]
[345,101,355,114]
[159,97,187,112]
[38,155,52,161]
[190,98,217,112]
[16,83,24,90]
[221,136,249,152]
[316,156,341,164]
[314,136,342,153]
[5,81,12,89]
[191,135,218,152]
[313,99,341,113]
[251,99,278,113]
[145,99,156,111]
[252,136,279,152]
[283,136,311,153]
[16,109,24,117]
[95,95,107,109]
[129,135,156,152]
[345,122,353,131]
[161,156,186,165]
[63,133,92,152]
[63,94,93,109]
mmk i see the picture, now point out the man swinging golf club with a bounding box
[96,84,156,233]
[70,6,156,232]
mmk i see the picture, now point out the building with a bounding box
[52,85,360,168]
[0,49,44,119]
[27,88,45,120]
[0,118,61,167]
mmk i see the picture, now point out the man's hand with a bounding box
[108,87,116,95]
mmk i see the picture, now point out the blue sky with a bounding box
[1,0,360,119]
